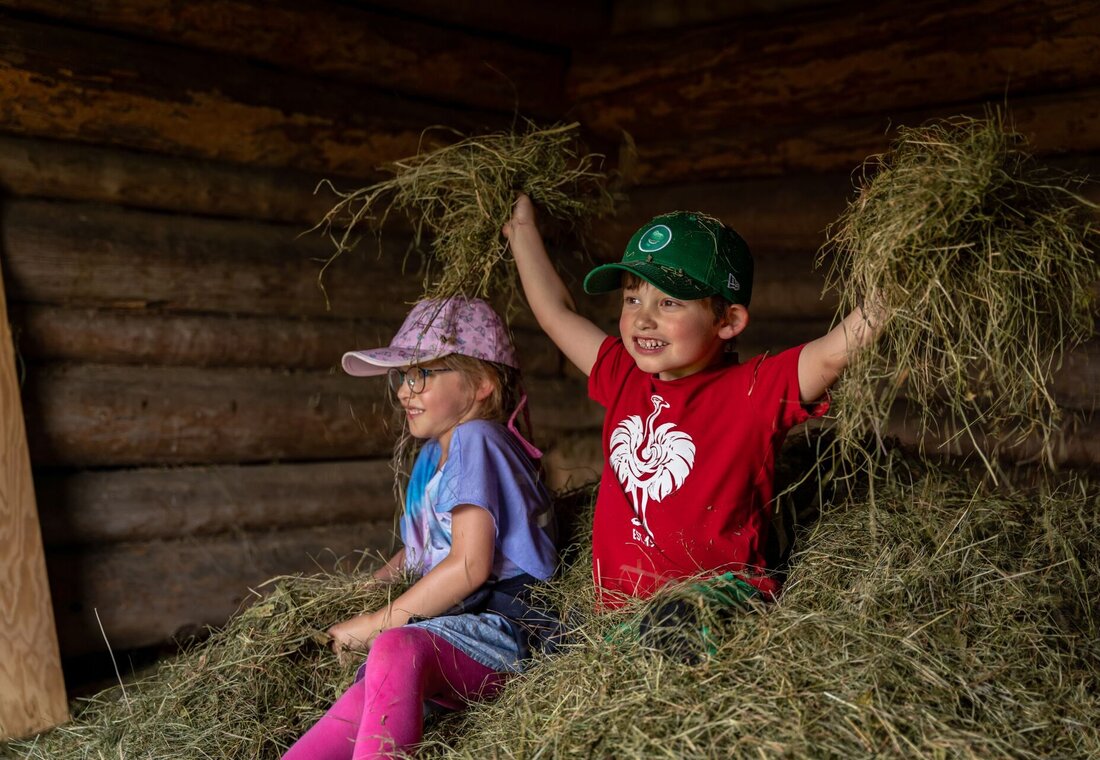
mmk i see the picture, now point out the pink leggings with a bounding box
[282,626,506,760]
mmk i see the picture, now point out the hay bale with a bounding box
[316,121,614,312]
[818,112,1099,476]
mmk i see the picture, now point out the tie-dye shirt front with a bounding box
[402,445,450,572]
[400,420,556,581]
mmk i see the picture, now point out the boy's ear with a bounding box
[718,304,750,340]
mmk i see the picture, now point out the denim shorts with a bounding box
[409,612,524,673]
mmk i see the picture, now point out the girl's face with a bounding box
[394,359,492,457]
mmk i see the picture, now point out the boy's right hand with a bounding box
[502,192,536,240]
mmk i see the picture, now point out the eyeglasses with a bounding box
[386,367,454,394]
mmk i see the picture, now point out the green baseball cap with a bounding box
[583,211,753,306]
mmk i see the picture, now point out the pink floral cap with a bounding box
[343,297,518,376]
[343,297,541,459]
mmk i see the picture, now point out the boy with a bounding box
[504,193,881,607]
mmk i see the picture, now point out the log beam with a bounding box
[622,89,1100,185]
[19,364,597,467]
[22,364,393,467]
[0,0,566,116]
[35,460,398,547]
[0,199,422,322]
[359,0,610,46]
[570,0,1100,144]
[0,135,341,225]
[8,304,564,377]
[0,14,498,176]
[47,521,397,657]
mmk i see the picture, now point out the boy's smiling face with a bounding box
[619,281,747,380]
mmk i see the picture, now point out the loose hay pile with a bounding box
[423,470,1100,759]
[3,574,409,759]
[5,469,1098,759]
[819,112,1099,476]
[316,121,614,310]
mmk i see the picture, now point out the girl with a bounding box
[283,297,557,760]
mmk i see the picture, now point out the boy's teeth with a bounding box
[638,338,667,349]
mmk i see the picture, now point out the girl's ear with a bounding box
[718,304,750,340]
[473,373,495,403]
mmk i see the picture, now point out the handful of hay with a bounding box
[819,112,1099,475]
[316,121,614,310]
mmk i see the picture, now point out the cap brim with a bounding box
[341,347,450,376]
[583,261,714,300]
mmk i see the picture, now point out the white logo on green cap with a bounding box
[638,224,672,253]
[728,273,741,291]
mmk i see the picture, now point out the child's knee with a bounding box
[362,626,435,683]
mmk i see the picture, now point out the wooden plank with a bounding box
[8,304,564,376]
[20,364,597,467]
[569,0,1100,142]
[46,521,398,657]
[0,199,423,322]
[0,260,67,738]
[0,135,344,224]
[623,89,1100,185]
[0,14,498,176]
[0,0,565,116]
[34,460,398,547]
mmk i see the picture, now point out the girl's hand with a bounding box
[503,193,536,240]
[328,610,387,665]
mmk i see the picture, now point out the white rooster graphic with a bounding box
[610,394,695,538]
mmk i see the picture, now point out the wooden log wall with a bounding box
[0,1,603,672]
[576,0,1100,469]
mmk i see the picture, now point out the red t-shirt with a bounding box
[587,337,828,606]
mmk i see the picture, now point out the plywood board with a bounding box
[0,260,68,739]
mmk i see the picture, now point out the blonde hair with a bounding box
[389,354,527,509]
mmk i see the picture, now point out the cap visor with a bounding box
[583,261,713,299]
[341,347,449,376]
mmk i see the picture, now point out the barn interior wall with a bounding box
[0,0,1095,690]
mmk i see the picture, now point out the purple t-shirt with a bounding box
[401,419,556,581]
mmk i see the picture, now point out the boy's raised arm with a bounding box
[797,298,886,404]
[504,193,607,377]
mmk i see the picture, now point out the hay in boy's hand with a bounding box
[316,121,614,312]
[819,111,1100,477]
